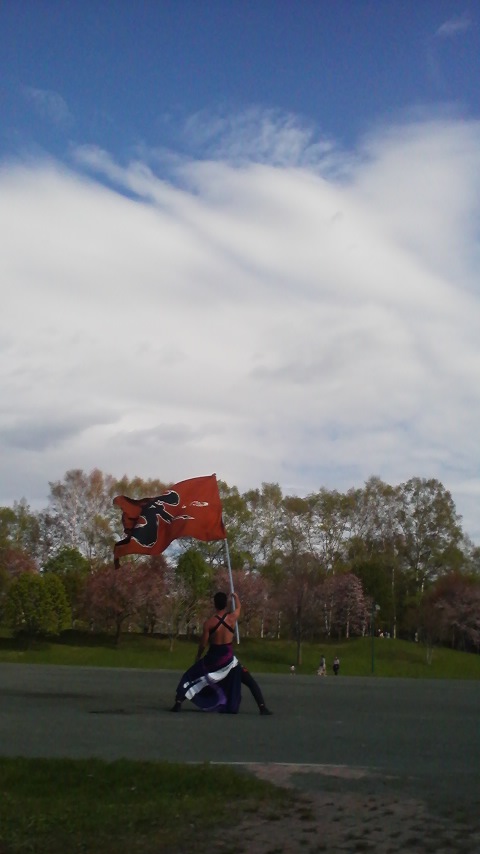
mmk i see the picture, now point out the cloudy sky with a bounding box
[1,1,480,542]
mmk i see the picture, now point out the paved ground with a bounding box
[2,664,480,851]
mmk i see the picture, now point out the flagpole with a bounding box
[224,538,240,644]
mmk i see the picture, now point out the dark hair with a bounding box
[214,591,227,610]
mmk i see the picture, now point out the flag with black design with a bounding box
[113,474,226,563]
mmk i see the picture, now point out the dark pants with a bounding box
[240,665,265,707]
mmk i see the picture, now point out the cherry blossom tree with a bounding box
[320,572,368,639]
[420,572,480,653]
[82,563,140,643]
[156,563,193,651]
[133,556,168,635]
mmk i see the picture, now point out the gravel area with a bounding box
[213,763,480,854]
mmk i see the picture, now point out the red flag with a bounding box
[113,474,226,564]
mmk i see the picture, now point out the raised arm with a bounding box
[230,591,241,621]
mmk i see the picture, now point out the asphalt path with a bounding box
[1,664,479,821]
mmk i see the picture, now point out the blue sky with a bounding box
[3,1,479,162]
[1,1,480,543]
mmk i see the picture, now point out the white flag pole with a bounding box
[224,538,240,644]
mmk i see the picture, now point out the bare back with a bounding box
[205,612,236,645]
[196,592,241,659]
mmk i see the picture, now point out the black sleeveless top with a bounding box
[209,614,235,639]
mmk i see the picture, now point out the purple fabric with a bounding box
[176,643,242,713]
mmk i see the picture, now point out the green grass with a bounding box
[0,629,479,679]
[0,757,290,854]
[287,634,480,679]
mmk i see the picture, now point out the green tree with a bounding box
[0,501,40,562]
[460,535,480,576]
[218,481,253,569]
[177,548,212,600]
[276,495,323,664]
[396,477,464,596]
[347,477,404,637]
[5,572,70,641]
[0,507,16,552]
[308,487,351,575]
[243,482,285,567]
[44,574,72,633]
[43,547,90,576]
[176,548,213,635]
[43,547,90,627]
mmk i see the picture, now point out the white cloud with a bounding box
[23,86,73,129]
[1,113,480,541]
[435,14,472,39]
[181,106,336,169]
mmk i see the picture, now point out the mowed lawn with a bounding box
[0,629,479,679]
[0,757,292,854]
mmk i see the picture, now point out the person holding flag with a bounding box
[170,590,272,715]
[113,474,272,715]
[170,590,242,713]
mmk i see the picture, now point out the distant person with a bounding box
[290,664,296,675]
[333,656,340,676]
[317,655,327,676]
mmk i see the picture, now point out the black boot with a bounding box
[259,704,273,715]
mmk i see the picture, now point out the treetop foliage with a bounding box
[0,469,478,651]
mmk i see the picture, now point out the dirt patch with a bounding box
[210,764,480,854]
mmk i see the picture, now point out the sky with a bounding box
[1,1,480,543]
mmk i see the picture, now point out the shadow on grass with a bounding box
[55,630,119,648]
[0,631,119,653]
[0,636,23,651]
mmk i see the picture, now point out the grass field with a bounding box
[0,629,479,679]
[0,757,290,854]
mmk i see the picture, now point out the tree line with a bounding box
[0,469,479,658]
